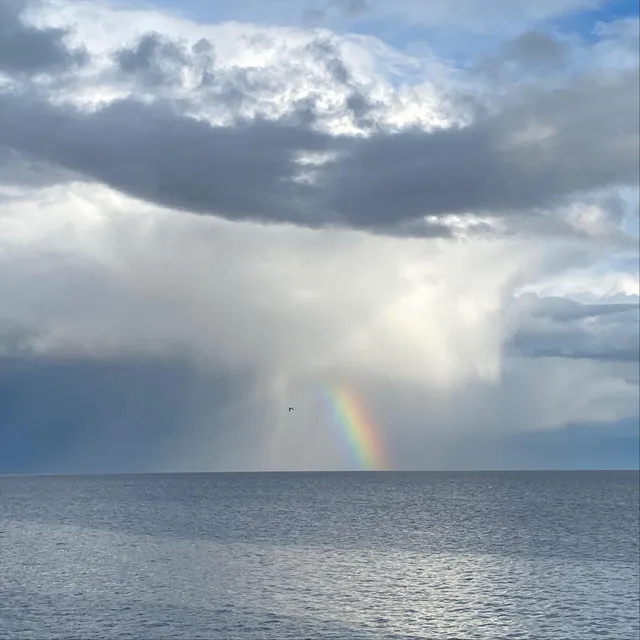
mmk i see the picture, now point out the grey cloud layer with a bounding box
[321,67,639,225]
[0,0,87,75]
[0,69,637,233]
[0,9,637,234]
[0,94,336,225]
[510,294,640,362]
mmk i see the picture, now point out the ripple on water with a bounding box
[0,472,638,639]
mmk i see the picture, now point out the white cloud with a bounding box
[25,0,461,131]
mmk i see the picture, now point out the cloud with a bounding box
[522,294,639,322]
[509,293,640,362]
[0,0,637,472]
[0,7,636,237]
[503,31,569,65]
[0,64,637,235]
[477,31,570,78]
[0,93,341,227]
[0,182,513,373]
[319,67,639,228]
[0,0,87,75]
[113,31,216,90]
[0,145,78,188]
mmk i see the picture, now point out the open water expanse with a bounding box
[0,471,638,639]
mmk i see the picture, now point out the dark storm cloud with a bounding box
[0,87,451,235]
[0,93,337,226]
[0,21,637,234]
[318,66,639,226]
[0,0,87,75]
[0,355,256,474]
[509,295,640,363]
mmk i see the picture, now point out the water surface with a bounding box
[1,471,638,639]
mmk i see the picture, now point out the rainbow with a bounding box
[323,385,390,470]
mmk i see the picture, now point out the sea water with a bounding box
[0,471,638,639]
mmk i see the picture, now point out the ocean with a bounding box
[0,471,638,639]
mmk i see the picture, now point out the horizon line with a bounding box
[1,468,638,479]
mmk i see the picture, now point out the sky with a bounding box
[0,0,638,473]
